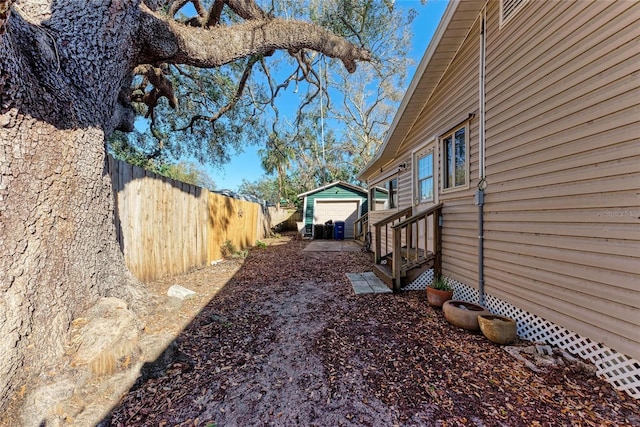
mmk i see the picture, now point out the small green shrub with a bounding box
[232,249,249,259]
[255,240,268,249]
[432,275,453,291]
[221,240,237,258]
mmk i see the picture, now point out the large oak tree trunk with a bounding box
[0,0,369,414]
[0,2,145,409]
[0,121,144,407]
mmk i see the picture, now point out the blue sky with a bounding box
[209,0,449,191]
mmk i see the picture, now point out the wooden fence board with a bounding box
[109,156,293,282]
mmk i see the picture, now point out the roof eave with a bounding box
[356,0,464,182]
[297,181,367,199]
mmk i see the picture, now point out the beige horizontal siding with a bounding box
[486,214,639,241]
[485,269,638,359]
[400,18,481,153]
[488,106,637,168]
[397,154,413,209]
[489,3,636,99]
[482,0,640,360]
[488,83,638,155]
[439,115,481,288]
[483,207,639,224]
[487,185,638,209]
[484,254,638,305]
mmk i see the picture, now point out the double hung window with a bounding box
[416,151,434,204]
[442,126,468,190]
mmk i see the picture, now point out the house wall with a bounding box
[482,0,640,360]
[365,0,639,361]
[368,15,483,284]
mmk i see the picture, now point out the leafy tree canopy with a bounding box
[110,0,423,197]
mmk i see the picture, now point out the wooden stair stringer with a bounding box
[402,257,435,289]
[372,263,394,290]
[371,253,435,291]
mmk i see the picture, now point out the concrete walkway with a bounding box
[346,272,392,295]
[303,240,362,252]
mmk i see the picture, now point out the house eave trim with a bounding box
[356,0,463,182]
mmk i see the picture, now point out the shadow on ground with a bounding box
[99,234,639,427]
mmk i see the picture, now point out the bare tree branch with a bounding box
[205,0,225,27]
[138,7,371,73]
[176,54,261,131]
[168,0,190,17]
[224,0,268,21]
[132,64,178,118]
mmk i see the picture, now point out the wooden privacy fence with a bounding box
[109,157,293,283]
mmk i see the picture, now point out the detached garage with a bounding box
[298,181,368,239]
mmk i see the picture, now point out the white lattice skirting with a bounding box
[410,269,640,399]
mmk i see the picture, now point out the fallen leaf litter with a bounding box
[106,233,639,427]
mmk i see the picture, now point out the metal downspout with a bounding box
[477,9,487,306]
[477,181,486,306]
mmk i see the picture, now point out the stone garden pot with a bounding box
[442,300,490,330]
[426,287,454,308]
[478,314,517,345]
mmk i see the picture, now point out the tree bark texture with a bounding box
[0,1,146,410]
[0,0,369,412]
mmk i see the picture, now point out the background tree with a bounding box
[237,175,298,206]
[258,133,295,204]
[109,133,216,188]
[110,0,418,199]
[254,0,417,197]
[0,0,369,414]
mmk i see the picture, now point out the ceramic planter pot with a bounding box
[426,287,454,308]
[478,314,517,345]
[442,300,490,330]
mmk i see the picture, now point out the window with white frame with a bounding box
[370,176,398,211]
[415,151,434,204]
[442,125,468,190]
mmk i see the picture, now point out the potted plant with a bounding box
[426,275,454,308]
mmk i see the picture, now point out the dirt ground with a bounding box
[101,233,639,427]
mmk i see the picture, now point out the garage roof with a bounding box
[297,181,368,199]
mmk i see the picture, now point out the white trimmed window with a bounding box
[415,151,434,204]
[442,125,468,190]
[370,176,398,211]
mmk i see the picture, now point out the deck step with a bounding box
[372,263,394,289]
[372,252,436,291]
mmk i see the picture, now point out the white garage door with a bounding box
[314,200,360,239]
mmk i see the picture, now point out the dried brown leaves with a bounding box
[106,234,639,426]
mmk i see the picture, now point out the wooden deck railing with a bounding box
[373,207,413,264]
[373,204,443,291]
[354,212,369,241]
